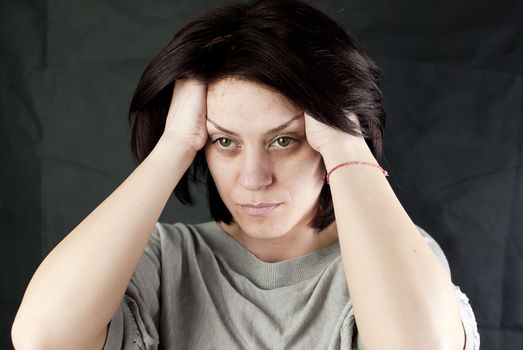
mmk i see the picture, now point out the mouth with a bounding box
[238,203,281,216]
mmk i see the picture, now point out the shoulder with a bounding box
[153,220,215,242]
[148,220,217,255]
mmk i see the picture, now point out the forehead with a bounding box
[206,78,303,128]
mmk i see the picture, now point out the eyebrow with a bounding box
[207,114,303,137]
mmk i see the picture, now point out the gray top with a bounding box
[103,221,480,349]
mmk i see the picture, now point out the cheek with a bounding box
[204,150,233,188]
[204,147,220,172]
[286,150,324,180]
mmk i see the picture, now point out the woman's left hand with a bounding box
[303,111,367,155]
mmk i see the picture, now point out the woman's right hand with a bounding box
[11,80,211,350]
[160,78,209,152]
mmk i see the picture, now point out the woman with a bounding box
[12,0,480,349]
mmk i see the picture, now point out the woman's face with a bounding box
[204,77,326,239]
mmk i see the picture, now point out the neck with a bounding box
[217,218,338,263]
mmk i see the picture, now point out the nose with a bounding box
[238,149,274,191]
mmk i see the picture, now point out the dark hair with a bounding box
[129,0,386,233]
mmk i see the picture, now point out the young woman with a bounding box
[12,0,480,349]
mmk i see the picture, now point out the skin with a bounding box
[203,77,465,349]
[204,77,339,263]
[10,77,465,349]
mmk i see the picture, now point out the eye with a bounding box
[215,138,233,148]
[213,137,232,148]
[274,136,294,148]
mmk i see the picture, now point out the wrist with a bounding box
[156,136,199,157]
[320,139,376,170]
[152,137,198,169]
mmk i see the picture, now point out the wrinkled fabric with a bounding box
[103,221,479,349]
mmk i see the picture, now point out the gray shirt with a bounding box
[103,221,480,349]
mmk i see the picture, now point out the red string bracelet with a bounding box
[325,161,389,184]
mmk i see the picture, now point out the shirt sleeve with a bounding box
[103,223,163,350]
[352,226,481,350]
[416,225,481,350]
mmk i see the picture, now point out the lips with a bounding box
[238,203,281,216]
[240,203,280,208]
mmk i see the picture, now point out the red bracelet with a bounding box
[325,161,389,184]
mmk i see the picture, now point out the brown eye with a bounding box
[275,137,292,147]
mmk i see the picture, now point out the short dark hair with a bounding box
[129,0,386,233]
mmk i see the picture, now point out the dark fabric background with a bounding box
[1,0,521,349]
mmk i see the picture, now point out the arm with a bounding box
[322,140,465,350]
[11,78,207,350]
[304,111,466,349]
[11,139,195,350]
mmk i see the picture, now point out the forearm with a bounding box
[322,142,464,350]
[12,139,195,349]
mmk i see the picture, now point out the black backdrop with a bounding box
[1,0,521,349]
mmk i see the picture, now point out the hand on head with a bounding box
[161,79,209,153]
[160,78,368,158]
[304,111,365,155]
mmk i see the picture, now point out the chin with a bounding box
[236,218,290,240]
